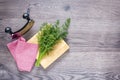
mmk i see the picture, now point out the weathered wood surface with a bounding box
[1,0,120,80]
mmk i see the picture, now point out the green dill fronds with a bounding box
[35,18,71,67]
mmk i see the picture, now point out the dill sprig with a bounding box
[35,18,71,67]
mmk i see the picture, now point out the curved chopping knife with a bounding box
[5,8,34,39]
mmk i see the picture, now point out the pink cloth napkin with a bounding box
[7,37,38,72]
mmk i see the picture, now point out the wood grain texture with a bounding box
[1,0,120,80]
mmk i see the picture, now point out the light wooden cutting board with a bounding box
[27,32,69,69]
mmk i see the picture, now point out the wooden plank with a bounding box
[27,32,69,69]
[1,0,120,79]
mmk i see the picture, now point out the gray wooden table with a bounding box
[1,0,120,80]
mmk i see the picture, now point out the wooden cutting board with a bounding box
[27,32,69,69]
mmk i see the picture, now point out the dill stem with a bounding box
[35,50,47,67]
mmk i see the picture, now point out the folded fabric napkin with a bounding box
[7,37,38,72]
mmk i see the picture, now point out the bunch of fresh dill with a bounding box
[35,18,71,66]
